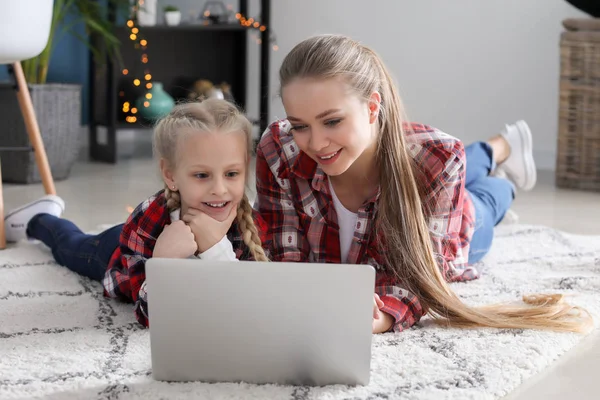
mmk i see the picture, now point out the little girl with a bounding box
[3,99,269,327]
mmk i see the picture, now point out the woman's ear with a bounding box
[160,158,177,191]
[368,91,382,124]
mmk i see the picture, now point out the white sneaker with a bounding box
[495,120,537,191]
[491,166,516,191]
[4,195,65,242]
[500,208,520,225]
[491,167,508,179]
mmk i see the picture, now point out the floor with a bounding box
[2,153,600,399]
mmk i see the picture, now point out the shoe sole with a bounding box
[4,197,65,221]
[516,120,537,191]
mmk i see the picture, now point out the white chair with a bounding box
[0,0,56,249]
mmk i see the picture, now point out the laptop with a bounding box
[145,258,375,386]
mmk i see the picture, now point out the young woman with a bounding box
[255,34,591,334]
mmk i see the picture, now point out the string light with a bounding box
[121,3,155,124]
[121,4,277,124]
[235,12,278,51]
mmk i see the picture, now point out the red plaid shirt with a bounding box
[103,190,267,327]
[255,120,477,332]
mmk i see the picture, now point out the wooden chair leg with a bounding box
[0,160,6,250]
[11,61,56,196]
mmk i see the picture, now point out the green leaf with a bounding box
[26,0,130,83]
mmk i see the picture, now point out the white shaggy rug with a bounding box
[1,224,599,400]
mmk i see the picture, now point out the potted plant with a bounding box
[164,5,182,26]
[0,0,128,184]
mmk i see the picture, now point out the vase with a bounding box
[136,82,175,121]
[136,0,157,26]
[165,11,182,26]
[201,1,228,24]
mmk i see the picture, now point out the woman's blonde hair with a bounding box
[152,99,268,262]
[279,34,592,333]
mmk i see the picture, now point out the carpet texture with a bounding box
[1,224,599,400]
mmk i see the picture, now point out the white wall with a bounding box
[264,0,587,170]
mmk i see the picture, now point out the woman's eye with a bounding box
[226,171,240,178]
[290,124,308,132]
[325,119,341,127]
[195,173,209,179]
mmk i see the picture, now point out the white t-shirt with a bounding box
[328,181,359,263]
[170,209,238,261]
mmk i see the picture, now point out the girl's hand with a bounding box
[182,206,238,253]
[153,220,198,258]
[372,293,394,334]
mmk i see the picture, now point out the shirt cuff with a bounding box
[379,295,418,333]
[198,236,239,261]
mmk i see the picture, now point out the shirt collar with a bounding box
[289,151,328,193]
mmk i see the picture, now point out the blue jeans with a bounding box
[27,214,124,282]
[465,142,515,263]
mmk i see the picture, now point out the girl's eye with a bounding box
[290,124,308,132]
[325,119,341,127]
[195,173,209,179]
[226,171,240,178]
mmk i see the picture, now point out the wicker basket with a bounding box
[0,83,81,184]
[556,18,600,191]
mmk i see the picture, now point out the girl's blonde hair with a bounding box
[280,34,592,333]
[152,99,268,262]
